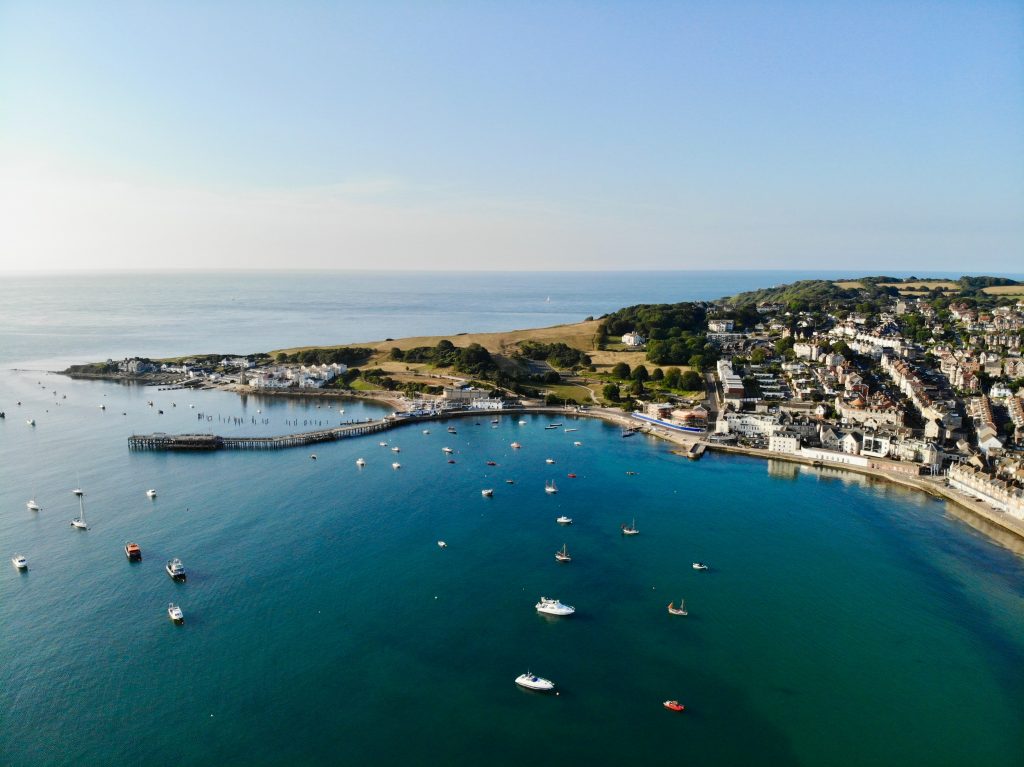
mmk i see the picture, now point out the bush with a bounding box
[611,362,631,379]
[679,371,703,390]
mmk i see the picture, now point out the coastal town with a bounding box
[66,277,1024,534]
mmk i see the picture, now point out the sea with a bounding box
[1,270,1023,766]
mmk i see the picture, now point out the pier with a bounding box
[129,419,392,451]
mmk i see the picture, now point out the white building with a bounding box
[621,332,646,349]
[707,319,734,333]
[768,433,801,454]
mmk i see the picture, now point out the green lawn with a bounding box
[543,384,594,404]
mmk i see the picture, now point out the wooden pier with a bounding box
[129,419,392,451]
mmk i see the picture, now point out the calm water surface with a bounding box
[1,271,1023,766]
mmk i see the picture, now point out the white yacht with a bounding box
[515,672,555,691]
[356,458,366,467]
[555,544,571,563]
[422,429,430,435]
[437,540,447,548]
[518,420,527,425]
[167,603,184,624]
[692,562,710,571]
[70,488,88,529]
[26,498,40,512]
[481,489,494,498]
[510,442,522,450]
[146,489,157,498]
[545,458,555,464]
[12,554,28,570]
[379,441,388,447]
[545,480,558,495]
[392,462,401,470]
[556,515,573,525]
[621,518,639,536]
[391,447,401,453]
[442,447,454,454]
[26,419,35,426]
[535,597,575,616]
[573,441,582,447]
[166,558,186,581]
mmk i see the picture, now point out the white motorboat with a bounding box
[356,458,366,467]
[692,562,709,571]
[379,441,388,447]
[391,447,401,453]
[621,518,639,536]
[555,544,571,563]
[26,498,40,512]
[168,602,184,624]
[556,515,573,525]
[26,419,35,426]
[481,489,494,497]
[564,428,577,433]
[166,558,186,581]
[99,404,105,410]
[422,429,430,434]
[442,447,454,454]
[510,442,522,449]
[146,489,157,498]
[545,480,558,495]
[437,540,447,548]
[573,441,582,447]
[310,454,317,460]
[70,488,88,529]
[12,554,28,570]
[518,420,527,425]
[535,597,575,616]
[515,672,555,692]
[545,458,555,464]
[392,462,401,470]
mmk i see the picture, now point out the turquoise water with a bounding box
[2,370,1023,766]
[2,270,1024,765]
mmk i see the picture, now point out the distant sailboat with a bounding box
[70,487,88,529]
[555,544,571,563]
[545,480,558,495]
[621,518,639,535]
[667,599,687,616]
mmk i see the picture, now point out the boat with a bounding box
[392,462,401,470]
[437,541,447,548]
[481,489,494,497]
[505,479,514,484]
[625,471,637,476]
[692,562,709,571]
[535,597,575,616]
[391,447,400,453]
[310,454,317,460]
[338,408,345,414]
[510,442,521,449]
[545,480,558,495]
[564,428,577,433]
[26,498,40,512]
[567,473,576,479]
[621,518,639,535]
[544,425,559,430]
[26,419,35,426]
[486,460,497,466]
[663,700,685,712]
[667,599,688,616]
[379,441,388,447]
[518,420,527,425]
[621,428,637,438]
[555,544,571,563]
[515,672,555,691]
[356,458,366,467]
[422,429,430,434]
[166,558,186,581]
[11,554,27,570]
[442,447,454,454]
[146,489,157,498]
[556,515,572,525]
[167,603,184,624]
[447,459,456,464]
[125,542,142,561]
[99,404,105,410]
[573,441,582,447]
[490,419,499,424]
[70,488,88,530]
[545,458,555,464]
[447,426,457,434]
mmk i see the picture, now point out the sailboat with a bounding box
[70,487,88,529]
[555,544,571,563]
[544,480,558,495]
[667,599,688,616]
[26,484,40,511]
[621,518,639,535]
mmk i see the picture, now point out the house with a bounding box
[768,432,801,454]
[621,332,646,349]
[840,432,862,455]
[708,319,734,333]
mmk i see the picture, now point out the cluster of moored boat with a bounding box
[11,485,190,625]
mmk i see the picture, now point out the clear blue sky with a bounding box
[1,1,1021,271]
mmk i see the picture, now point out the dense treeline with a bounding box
[389,340,497,376]
[597,301,714,367]
[516,341,590,369]
[274,347,374,366]
[725,280,859,310]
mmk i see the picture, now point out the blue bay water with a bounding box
[2,271,1023,766]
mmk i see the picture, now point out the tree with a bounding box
[680,370,703,391]
[602,383,621,402]
[750,348,767,365]
[545,393,561,406]
[630,379,645,395]
[631,365,649,382]
[611,362,631,379]
[650,367,664,381]
[664,367,682,389]
[688,354,704,370]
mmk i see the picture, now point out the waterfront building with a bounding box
[948,463,1024,520]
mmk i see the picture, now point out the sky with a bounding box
[1,1,1022,272]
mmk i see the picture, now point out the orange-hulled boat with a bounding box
[125,542,142,562]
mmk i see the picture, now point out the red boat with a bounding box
[567,473,577,478]
[663,700,685,712]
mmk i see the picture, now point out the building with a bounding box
[707,319,734,333]
[716,360,746,399]
[768,433,801,454]
[948,463,1024,520]
[621,332,646,349]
